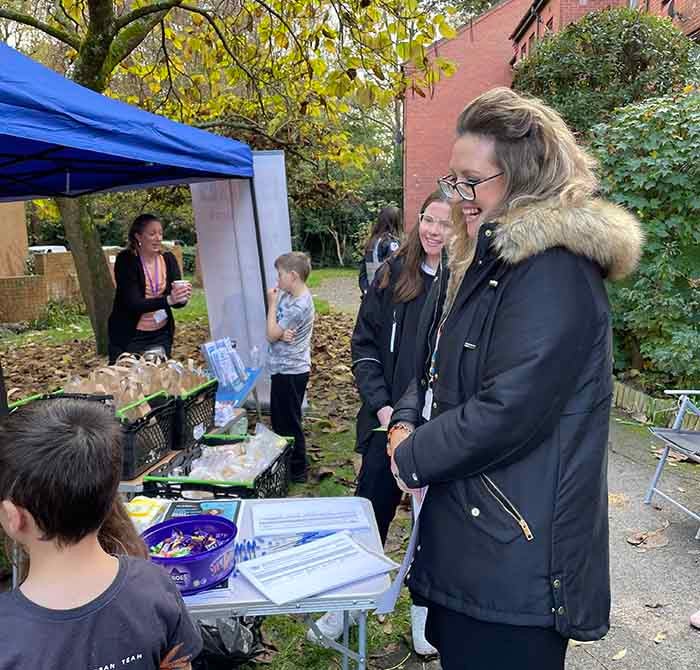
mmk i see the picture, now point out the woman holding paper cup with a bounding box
[387,88,643,669]
[108,214,192,364]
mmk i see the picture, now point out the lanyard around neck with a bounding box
[139,255,160,295]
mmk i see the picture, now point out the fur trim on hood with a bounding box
[447,196,644,302]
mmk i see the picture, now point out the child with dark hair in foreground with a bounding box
[0,399,202,670]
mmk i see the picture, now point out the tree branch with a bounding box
[198,119,316,165]
[115,0,183,30]
[0,7,81,50]
[179,3,266,112]
[249,0,314,80]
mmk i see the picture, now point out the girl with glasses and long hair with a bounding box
[387,88,643,669]
[309,191,451,653]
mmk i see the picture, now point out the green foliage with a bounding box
[513,8,700,135]
[30,300,87,331]
[590,87,700,386]
[181,246,197,274]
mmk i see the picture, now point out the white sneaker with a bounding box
[306,610,358,645]
[411,605,438,656]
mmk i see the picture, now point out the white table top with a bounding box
[184,496,391,617]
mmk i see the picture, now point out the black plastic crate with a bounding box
[142,435,293,499]
[173,378,218,451]
[8,391,113,412]
[118,392,177,480]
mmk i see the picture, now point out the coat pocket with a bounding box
[460,475,534,544]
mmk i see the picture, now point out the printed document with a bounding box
[238,531,398,605]
[252,498,369,537]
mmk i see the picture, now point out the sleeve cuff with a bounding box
[395,432,423,488]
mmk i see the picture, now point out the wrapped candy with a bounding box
[149,528,228,558]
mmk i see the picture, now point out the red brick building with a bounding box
[403,1,700,227]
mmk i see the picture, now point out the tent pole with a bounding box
[249,178,269,311]
[0,361,8,417]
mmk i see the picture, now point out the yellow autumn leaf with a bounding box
[612,648,627,661]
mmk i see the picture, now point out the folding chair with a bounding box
[644,390,700,540]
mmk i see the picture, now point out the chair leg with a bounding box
[644,446,670,505]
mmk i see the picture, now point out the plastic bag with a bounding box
[192,617,264,669]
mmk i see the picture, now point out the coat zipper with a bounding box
[390,309,397,353]
[480,474,534,541]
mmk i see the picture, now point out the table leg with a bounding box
[252,387,262,423]
[342,610,350,670]
[357,610,367,670]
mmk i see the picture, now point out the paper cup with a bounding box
[172,280,190,290]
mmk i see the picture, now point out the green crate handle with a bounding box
[115,391,168,420]
[8,393,45,410]
[180,377,217,401]
[143,474,256,489]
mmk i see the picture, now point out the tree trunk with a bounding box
[328,228,344,267]
[57,198,115,355]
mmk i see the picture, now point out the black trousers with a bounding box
[355,430,403,545]
[108,326,172,364]
[270,372,309,478]
[425,603,568,670]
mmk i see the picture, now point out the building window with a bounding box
[629,0,638,8]
[546,18,554,32]
[529,34,535,52]
[521,44,527,59]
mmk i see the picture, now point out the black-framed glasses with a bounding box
[438,172,504,201]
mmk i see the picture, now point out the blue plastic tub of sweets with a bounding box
[143,515,238,595]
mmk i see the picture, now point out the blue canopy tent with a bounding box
[0,43,266,414]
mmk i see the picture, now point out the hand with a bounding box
[170,284,190,304]
[390,446,421,495]
[267,287,279,305]
[387,422,414,458]
[281,328,296,343]
[377,405,393,428]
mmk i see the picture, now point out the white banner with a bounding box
[191,150,292,407]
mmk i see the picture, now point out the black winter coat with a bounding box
[107,249,183,358]
[352,256,435,453]
[392,198,643,641]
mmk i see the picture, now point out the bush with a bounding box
[590,87,700,387]
[513,8,700,135]
[182,246,197,274]
[30,299,87,330]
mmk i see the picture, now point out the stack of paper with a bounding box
[238,531,398,605]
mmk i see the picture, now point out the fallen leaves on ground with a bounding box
[653,631,667,644]
[308,312,359,424]
[608,492,629,507]
[612,648,628,661]
[652,447,694,464]
[626,521,670,550]
[0,321,210,401]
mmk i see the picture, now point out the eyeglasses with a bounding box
[438,172,504,201]
[418,213,452,231]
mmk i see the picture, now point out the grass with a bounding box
[257,422,415,669]
[307,267,358,289]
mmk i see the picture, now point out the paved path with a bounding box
[311,275,361,317]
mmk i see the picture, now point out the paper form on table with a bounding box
[251,498,370,537]
[237,531,398,605]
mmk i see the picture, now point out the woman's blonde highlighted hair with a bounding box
[446,87,598,301]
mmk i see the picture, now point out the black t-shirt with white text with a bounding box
[0,556,202,670]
